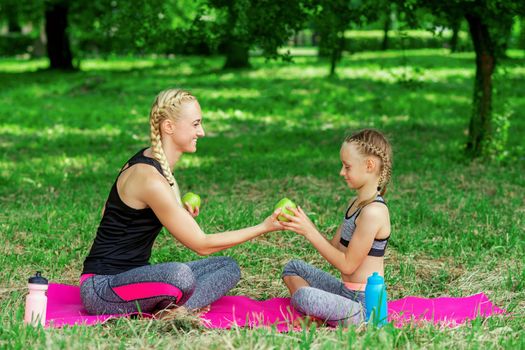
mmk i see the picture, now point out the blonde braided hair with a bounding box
[149,89,196,206]
[344,129,393,206]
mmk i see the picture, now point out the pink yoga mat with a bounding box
[200,296,300,331]
[45,283,505,329]
[386,293,505,328]
[45,284,152,327]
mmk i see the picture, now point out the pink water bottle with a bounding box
[24,271,48,326]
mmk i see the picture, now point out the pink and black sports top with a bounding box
[339,195,390,257]
[82,148,164,275]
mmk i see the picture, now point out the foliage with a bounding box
[395,0,525,158]
[342,29,472,52]
[314,0,381,75]
[398,0,525,59]
[192,0,314,65]
[0,33,35,56]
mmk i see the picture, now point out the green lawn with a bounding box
[0,49,524,349]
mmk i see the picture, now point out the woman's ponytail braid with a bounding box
[149,89,196,205]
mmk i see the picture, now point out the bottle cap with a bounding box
[28,271,48,285]
[367,272,384,285]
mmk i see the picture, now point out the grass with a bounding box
[0,48,524,349]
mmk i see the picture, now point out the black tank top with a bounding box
[82,148,165,275]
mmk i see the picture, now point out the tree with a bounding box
[400,0,525,158]
[45,0,74,70]
[194,0,313,69]
[0,0,190,68]
[73,0,176,56]
[448,14,462,53]
[381,4,394,51]
[314,0,380,76]
[0,0,75,69]
[0,0,25,33]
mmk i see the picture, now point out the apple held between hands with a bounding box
[182,192,201,211]
[274,197,297,222]
[278,205,319,237]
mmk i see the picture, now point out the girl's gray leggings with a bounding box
[282,259,365,326]
[80,256,241,315]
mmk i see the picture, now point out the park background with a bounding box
[0,0,524,348]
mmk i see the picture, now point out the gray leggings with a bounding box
[282,259,365,326]
[80,256,241,315]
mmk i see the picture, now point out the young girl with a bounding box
[80,89,284,315]
[280,129,392,326]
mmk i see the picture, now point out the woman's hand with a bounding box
[184,203,200,218]
[261,208,286,232]
[280,206,319,237]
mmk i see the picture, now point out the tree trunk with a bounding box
[222,2,250,69]
[223,40,250,69]
[449,18,460,53]
[329,33,345,76]
[381,10,392,51]
[465,14,495,157]
[330,47,337,76]
[45,1,74,70]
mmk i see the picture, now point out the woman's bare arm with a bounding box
[139,168,283,255]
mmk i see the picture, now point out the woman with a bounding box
[80,89,284,315]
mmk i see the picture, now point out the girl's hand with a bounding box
[184,203,200,218]
[280,206,318,237]
[262,208,286,232]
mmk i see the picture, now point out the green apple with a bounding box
[274,197,297,222]
[182,192,201,211]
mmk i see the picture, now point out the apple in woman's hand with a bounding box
[274,197,297,222]
[182,192,201,211]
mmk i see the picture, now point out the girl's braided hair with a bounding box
[345,129,393,207]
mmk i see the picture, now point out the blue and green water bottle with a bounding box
[365,272,388,327]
